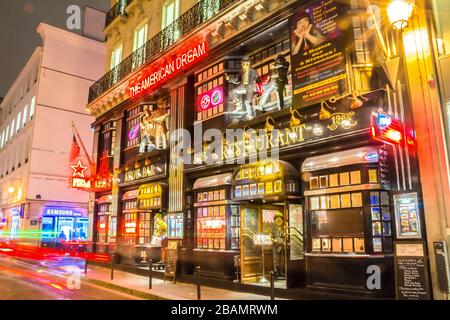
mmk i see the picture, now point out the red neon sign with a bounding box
[371,112,404,145]
[128,39,207,99]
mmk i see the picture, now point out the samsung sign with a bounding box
[44,207,83,217]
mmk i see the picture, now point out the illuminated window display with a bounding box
[96,195,112,243]
[302,146,393,254]
[122,190,138,245]
[137,183,167,244]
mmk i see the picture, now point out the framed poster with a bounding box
[394,193,422,239]
[289,0,348,108]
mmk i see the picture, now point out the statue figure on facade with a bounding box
[225,56,262,120]
[139,101,169,153]
[257,55,290,111]
[271,212,286,279]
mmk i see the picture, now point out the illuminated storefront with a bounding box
[87,0,436,298]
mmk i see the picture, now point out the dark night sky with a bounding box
[0,0,110,97]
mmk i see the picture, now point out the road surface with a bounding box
[0,252,138,300]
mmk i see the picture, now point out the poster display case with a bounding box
[302,146,396,294]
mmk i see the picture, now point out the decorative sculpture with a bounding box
[257,55,290,111]
[225,56,262,120]
[270,212,286,279]
[139,100,169,153]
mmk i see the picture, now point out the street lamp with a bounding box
[387,0,414,30]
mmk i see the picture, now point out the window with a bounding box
[110,45,122,70]
[1,131,4,148]
[162,0,180,44]
[201,0,219,21]
[133,22,148,52]
[432,0,450,55]
[162,0,179,29]
[22,105,28,128]
[110,45,123,83]
[10,120,15,139]
[16,112,21,133]
[30,96,36,120]
[5,126,9,143]
[133,22,148,68]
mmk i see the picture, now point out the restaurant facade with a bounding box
[86,0,450,299]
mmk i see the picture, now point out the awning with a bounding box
[301,146,379,173]
[122,190,138,201]
[193,173,232,190]
[97,195,112,204]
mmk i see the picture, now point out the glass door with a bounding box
[240,206,261,282]
[57,217,74,241]
[76,218,89,240]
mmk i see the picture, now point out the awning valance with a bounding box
[122,190,139,201]
[301,146,379,173]
[97,195,112,204]
[193,173,232,190]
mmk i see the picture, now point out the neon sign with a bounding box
[128,40,207,98]
[197,86,224,112]
[371,112,403,145]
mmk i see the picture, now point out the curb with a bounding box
[83,277,170,300]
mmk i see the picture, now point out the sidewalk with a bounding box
[83,265,275,300]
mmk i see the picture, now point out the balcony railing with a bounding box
[105,0,134,28]
[89,0,239,103]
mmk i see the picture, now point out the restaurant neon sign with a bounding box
[128,40,207,98]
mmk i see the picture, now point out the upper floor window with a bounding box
[5,126,9,143]
[162,0,180,29]
[10,120,15,139]
[16,112,21,133]
[1,131,4,149]
[30,96,36,120]
[110,45,123,71]
[133,22,148,52]
[23,105,28,128]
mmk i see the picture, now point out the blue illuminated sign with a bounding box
[377,113,392,127]
[44,207,82,217]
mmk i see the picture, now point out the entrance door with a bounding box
[240,206,261,282]
[57,217,74,240]
[240,205,285,283]
[76,218,89,240]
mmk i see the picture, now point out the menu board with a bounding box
[395,243,431,300]
[164,240,178,282]
[289,0,348,108]
[394,193,422,239]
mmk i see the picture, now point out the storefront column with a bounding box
[168,80,188,238]
[88,125,101,244]
[402,0,450,300]
[111,115,125,245]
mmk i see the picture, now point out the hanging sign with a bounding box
[128,40,207,99]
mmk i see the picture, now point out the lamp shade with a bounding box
[387,0,413,30]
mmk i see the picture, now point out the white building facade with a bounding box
[0,23,105,246]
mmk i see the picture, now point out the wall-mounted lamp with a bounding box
[387,0,414,30]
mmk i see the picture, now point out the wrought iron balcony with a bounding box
[105,0,134,28]
[89,0,238,103]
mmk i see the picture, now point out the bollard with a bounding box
[196,266,201,300]
[269,271,275,300]
[84,260,88,275]
[148,259,153,290]
[110,253,115,281]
